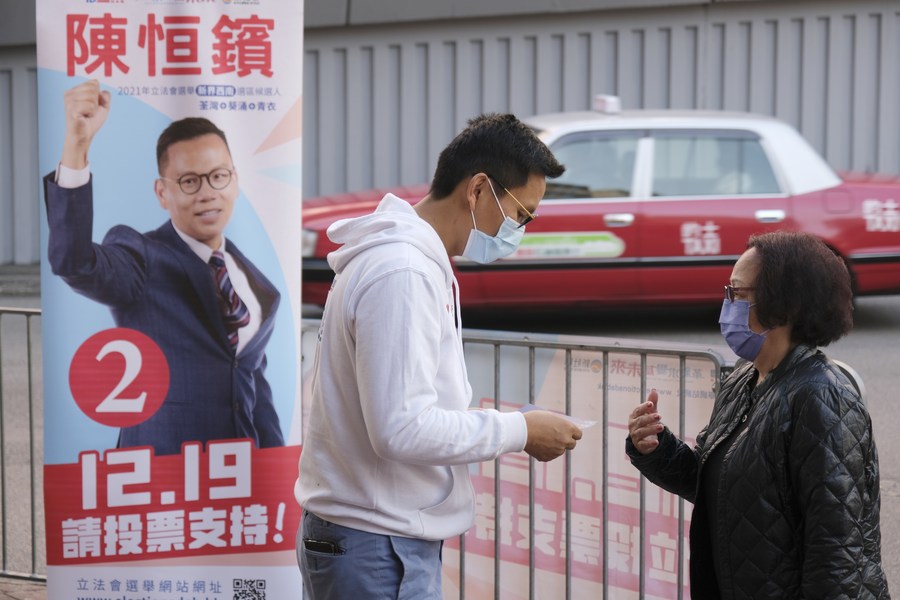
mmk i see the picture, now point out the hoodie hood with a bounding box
[326,193,453,282]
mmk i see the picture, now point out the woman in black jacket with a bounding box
[626,231,889,599]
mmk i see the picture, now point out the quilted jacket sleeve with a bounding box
[788,380,883,598]
[625,360,752,505]
[625,427,702,502]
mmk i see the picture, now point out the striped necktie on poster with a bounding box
[209,250,250,352]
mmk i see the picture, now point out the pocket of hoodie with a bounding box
[417,466,473,528]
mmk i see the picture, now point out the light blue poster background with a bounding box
[38,71,296,465]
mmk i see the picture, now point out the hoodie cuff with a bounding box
[497,410,528,454]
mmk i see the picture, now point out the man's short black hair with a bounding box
[429,113,564,199]
[156,117,230,173]
[750,231,853,347]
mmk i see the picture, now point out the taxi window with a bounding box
[546,132,640,199]
[651,131,780,196]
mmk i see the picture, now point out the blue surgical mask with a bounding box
[461,180,524,264]
[719,299,769,361]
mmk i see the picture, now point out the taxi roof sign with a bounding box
[593,94,621,114]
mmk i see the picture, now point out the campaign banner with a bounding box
[452,342,717,599]
[37,1,303,598]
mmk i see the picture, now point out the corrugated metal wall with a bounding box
[2,1,900,264]
[0,47,39,266]
[303,0,900,199]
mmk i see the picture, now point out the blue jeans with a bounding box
[297,509,443,600]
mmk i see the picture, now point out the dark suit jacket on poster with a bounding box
[43,173,284,456]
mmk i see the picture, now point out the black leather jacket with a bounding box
[627,345,889,599]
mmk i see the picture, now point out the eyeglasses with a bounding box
[724,285,756,302]
[489,177,537,228]
[161,168,233,194]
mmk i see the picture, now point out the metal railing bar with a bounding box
[0,311,7,575]
[459,530,466,600]
[564,348,572,600]
[528,345,536,600]
[678,355,688,600]
[27,313,39,577]
[601,349,610,599]
[638,353,648,599]
[492,341,502,600]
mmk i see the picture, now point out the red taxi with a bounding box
[302,99,900,310]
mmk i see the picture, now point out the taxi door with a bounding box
[460,130,643,309]
[636,130,793,305]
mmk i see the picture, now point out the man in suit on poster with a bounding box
[43,79,284,456]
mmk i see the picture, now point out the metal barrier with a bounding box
[0,306,45,581]
[300,319,732,598]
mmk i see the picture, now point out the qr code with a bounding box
[233,579,266,600]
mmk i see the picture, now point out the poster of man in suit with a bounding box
[36,2,304,597]
[45,80,285,457]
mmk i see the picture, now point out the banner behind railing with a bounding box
[301,320,726,599]
[37,2,304,598]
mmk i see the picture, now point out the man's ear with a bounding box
[154,178,169,210]
[465,172,489,212]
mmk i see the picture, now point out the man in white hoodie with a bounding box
[295,113,583,599]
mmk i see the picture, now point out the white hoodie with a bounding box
[294,194,528,540]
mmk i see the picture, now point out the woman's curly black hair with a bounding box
[749,231,853,347]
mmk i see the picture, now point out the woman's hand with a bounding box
[628,389,664,455]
